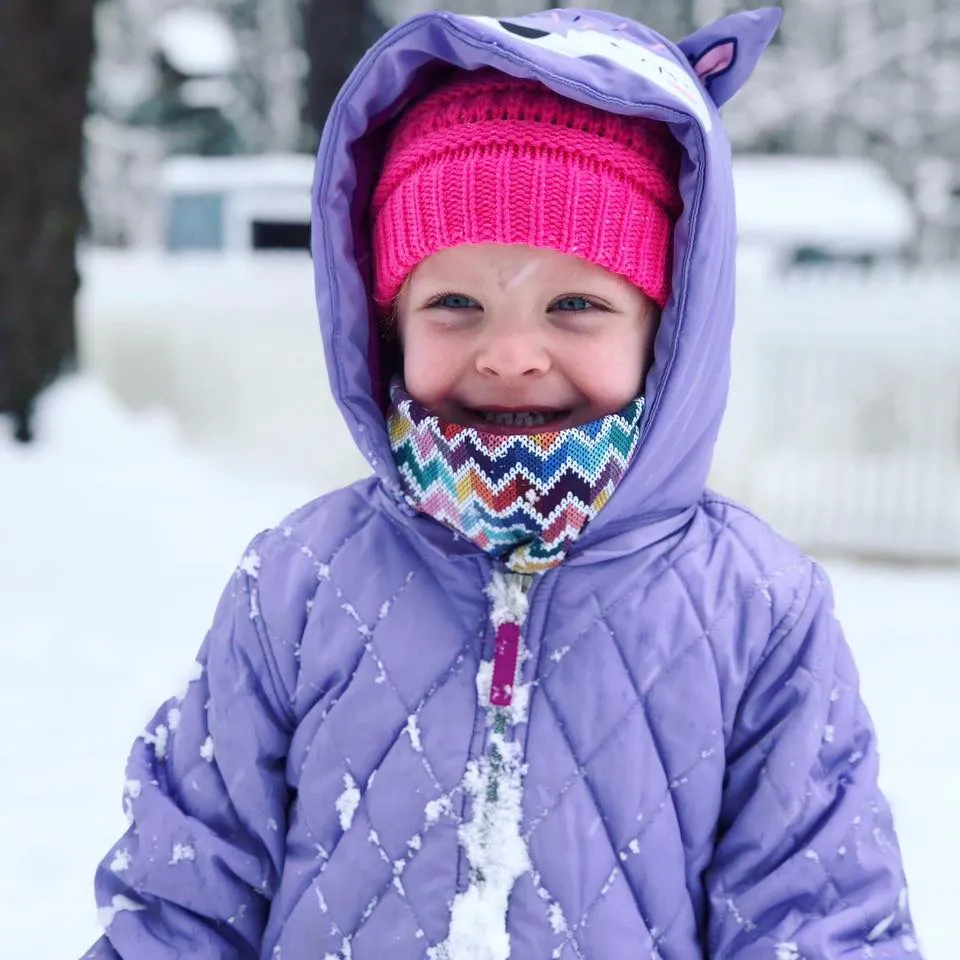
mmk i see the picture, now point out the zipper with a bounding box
[443,569,539,957]
[481,571,534,804]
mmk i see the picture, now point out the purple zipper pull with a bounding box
[489,622,520,707]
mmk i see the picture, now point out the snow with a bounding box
[336,773,361,832]
[155,8,238,77]
[170,843,196,865]
[96,894,145,930]
[733,154,916,251]
[435,571,533,960]
[441,740,530,960]
[406,714,423,753]
[158,153,315,193]
[1,374,958,959]
[485,571,530,627]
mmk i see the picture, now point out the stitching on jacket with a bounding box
[706,600,900,949]
[353,816,436,946]
[534,685,652,935]
[273,495,845,952]
[667,564,724,694]
[298,729,459,947]
[304,569,487,947]
[330,573,465,803]
[535,512,803,705]
[533,548,693,691]
[238,535,299,731]
[523,695,646,841]
[736,559,815,701]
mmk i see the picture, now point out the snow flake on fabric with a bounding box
[485,574,529,627]
[406,714,423,752]
[322,938,353,960]
[239,549,261,578]
[724,897,756,931]
[142,723,169,760]
[200,734,215,762]
[598,866,618,897]
[109,848,132,872]
[336,773,360,831]
[868,913,897,942]
[170,843,196,864]
[175,660,205,701]
[775,944,800,960]
[425,794,454,824]
[547,901,568,935]
[97,894,146,929]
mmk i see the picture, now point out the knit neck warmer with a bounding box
[386,380,644,574]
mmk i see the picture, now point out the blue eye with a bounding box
[552,296,595,312]
[430,293,479,310]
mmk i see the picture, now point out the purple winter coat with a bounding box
[84,8,921,959]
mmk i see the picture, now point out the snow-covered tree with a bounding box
[92,0,310,154]
[87,0,317,244]
[721,0,960,259]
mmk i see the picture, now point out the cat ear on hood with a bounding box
[679,7,782,108]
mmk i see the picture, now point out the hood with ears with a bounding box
[310,7,781,554]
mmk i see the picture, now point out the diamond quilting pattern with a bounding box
[260,493,851,958]
[516,555,750,950]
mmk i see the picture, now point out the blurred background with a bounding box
[0,2,957,958]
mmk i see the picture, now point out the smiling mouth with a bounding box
[472,409,569,429]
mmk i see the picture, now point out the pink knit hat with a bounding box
[370,68,683,311]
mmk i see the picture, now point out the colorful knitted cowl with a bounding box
[386,381,645,574]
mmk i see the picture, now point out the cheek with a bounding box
[401,330,464,403]
[571,326,653,406]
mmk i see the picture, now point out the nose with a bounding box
[475,325,551,380]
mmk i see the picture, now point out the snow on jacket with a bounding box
[84,8,921,959]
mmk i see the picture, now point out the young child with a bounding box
[84,8,922,960]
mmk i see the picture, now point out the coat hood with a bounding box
[310,7,781,552]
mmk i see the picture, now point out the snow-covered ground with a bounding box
[1,377,957,959]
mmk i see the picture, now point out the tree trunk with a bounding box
[302,0,382,141]
[0,0,95,442]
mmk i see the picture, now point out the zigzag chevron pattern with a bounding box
[387,383,644,573]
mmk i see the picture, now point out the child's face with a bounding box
[395,244,659,432]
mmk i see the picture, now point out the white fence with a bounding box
[717,268,960,561]
[77,251,960,562]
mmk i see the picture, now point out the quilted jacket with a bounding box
[84,8,921,959]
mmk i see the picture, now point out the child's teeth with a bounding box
[481,411,555,426]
